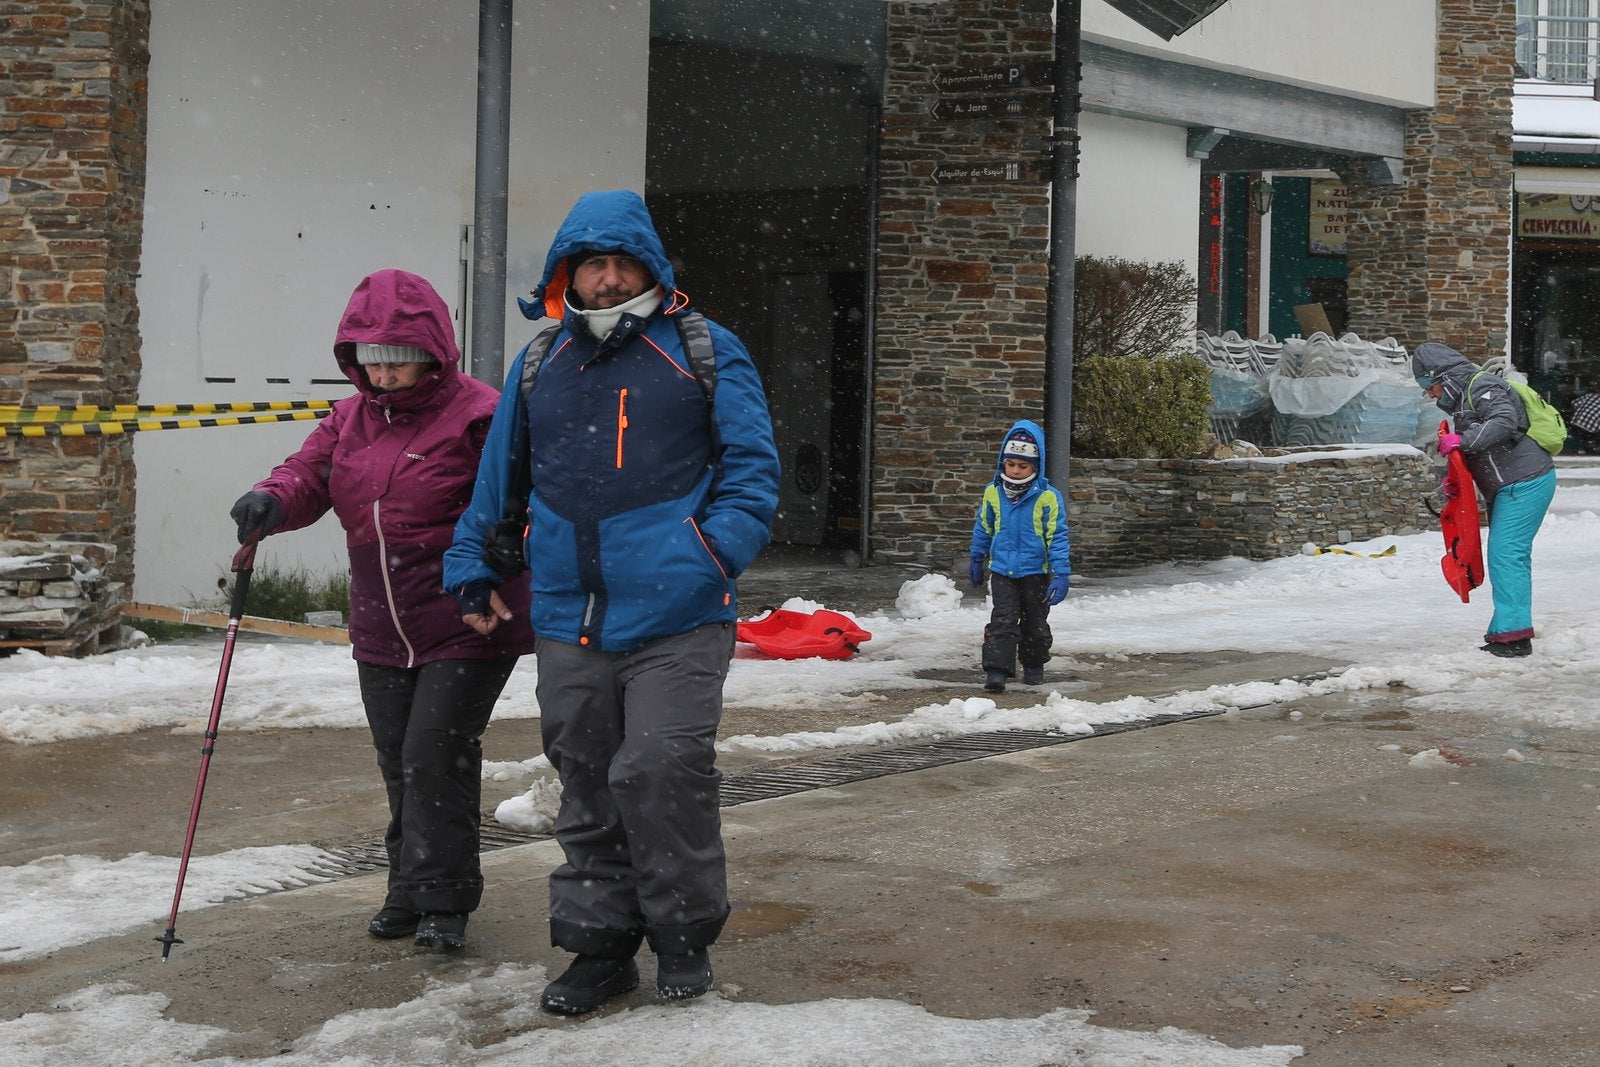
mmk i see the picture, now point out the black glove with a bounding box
[483,517,529,576]
[229,491,283,545]
[456,580,496,618]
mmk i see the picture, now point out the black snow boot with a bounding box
[1022,666,1045,686]
[540,954,641,1015]
[367,906,419,940]
[414,912,468,951]
[1480,638,1532,658]
[656,948,714,1000]
[984,669,1007,693]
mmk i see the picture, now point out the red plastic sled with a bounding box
[735,608,872,660]
[1437,420,1484,604]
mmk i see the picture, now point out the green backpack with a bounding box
[1467,370,1566,456]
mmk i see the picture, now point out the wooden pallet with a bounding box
[120,602,351,644]
[0,611,125,657]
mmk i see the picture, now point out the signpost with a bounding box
[933,61,1053,93]
[931,160,1046,185]
[931,93,1053,122]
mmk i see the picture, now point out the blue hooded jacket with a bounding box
[969,419,1071,579]
[444,190,780,651]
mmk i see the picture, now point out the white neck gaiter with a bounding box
[570,286,664,340]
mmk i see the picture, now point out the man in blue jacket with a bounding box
[446,190,779,1013]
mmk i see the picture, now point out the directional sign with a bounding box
[931,93,1053,122]
[931,160,1046,185]
[933,61,1053,94]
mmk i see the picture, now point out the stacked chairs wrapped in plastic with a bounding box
[1194,330,1270,443]
[1268,332,1427,447]
[1195,330,1430,448]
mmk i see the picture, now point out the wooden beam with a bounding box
[121,602,351,644]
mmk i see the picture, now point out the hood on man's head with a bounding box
[521,190,677,321]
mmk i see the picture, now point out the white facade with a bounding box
[1087,0,1436,109]
[134,0,648,603]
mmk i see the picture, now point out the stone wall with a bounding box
[873,0,1054,566]
[0,1,151,589]
[1345,0,1514,356]
[1070,448,1436,572]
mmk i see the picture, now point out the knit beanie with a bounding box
[355,343,432,365]
[1002,432,1040,463]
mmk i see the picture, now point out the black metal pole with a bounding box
[469,0,513,385]
[1045,0,1083,490]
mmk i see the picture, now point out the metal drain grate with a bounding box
[719,708,1219,805]
[298,708,1224,881]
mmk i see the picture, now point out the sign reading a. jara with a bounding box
[931,160,1045,185]
[933,61,1053,93]
[931,93,1053,122]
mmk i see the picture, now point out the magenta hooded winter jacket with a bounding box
[252,269,534,667]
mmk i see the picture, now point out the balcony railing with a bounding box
[1518,14,1600,84]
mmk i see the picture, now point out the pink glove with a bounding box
[1438,432,1462,455]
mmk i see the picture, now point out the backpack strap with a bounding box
[504,323,564,528]
[674,311,718,401]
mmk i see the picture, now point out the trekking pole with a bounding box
[156,535,259,960]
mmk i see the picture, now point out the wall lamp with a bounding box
[1251,177,1275,217]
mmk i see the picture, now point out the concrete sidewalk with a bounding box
[3,555,1600,1064]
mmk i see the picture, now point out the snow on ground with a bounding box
[0,974,1302,1067]
[5,461,1600,1063]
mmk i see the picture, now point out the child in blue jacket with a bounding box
[968,420,1072,692]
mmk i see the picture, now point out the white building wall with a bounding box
[1076,114,1202,268]
[134,0,649,605]
[1086,0,1436,109]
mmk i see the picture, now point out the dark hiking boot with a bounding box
[414,912,468,951]
[1022,666,1045,686]
[983,670,1007,693]
[656,948,714,1000]
[1480,638,1532,658]
[367,906,419,940]
[540,954,641,1015]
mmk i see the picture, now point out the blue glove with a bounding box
[968,557,985,588]
[1046,573,1070,605]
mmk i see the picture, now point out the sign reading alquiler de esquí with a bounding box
[1518,192,1600,241]
[931,160,1045,185]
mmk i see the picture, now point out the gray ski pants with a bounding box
[535,622,733,957]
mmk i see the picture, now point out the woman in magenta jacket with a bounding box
[229,269,534,951]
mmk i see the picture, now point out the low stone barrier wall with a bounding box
[1069,446,1436,572]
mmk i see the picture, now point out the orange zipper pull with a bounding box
[616,388,629,468]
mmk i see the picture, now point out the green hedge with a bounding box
[1071,354,1212,459]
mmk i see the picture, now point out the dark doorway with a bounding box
[645,1,884,549]
[1514,245,1600,415]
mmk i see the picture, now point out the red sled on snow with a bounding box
[735,607,872,660]
[1435,419,1484,603]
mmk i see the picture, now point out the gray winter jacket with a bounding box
[1411,341,1553,503]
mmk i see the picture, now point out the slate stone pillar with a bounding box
[1345,0,1515,357]
[0,1,151,590]
[873,0,1054,567]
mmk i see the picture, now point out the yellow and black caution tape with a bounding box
[2,408,331,437]
[0,400,335,424]
[1305,544,1398,558]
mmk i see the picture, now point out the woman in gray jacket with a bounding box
[1411,341,1556,658]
